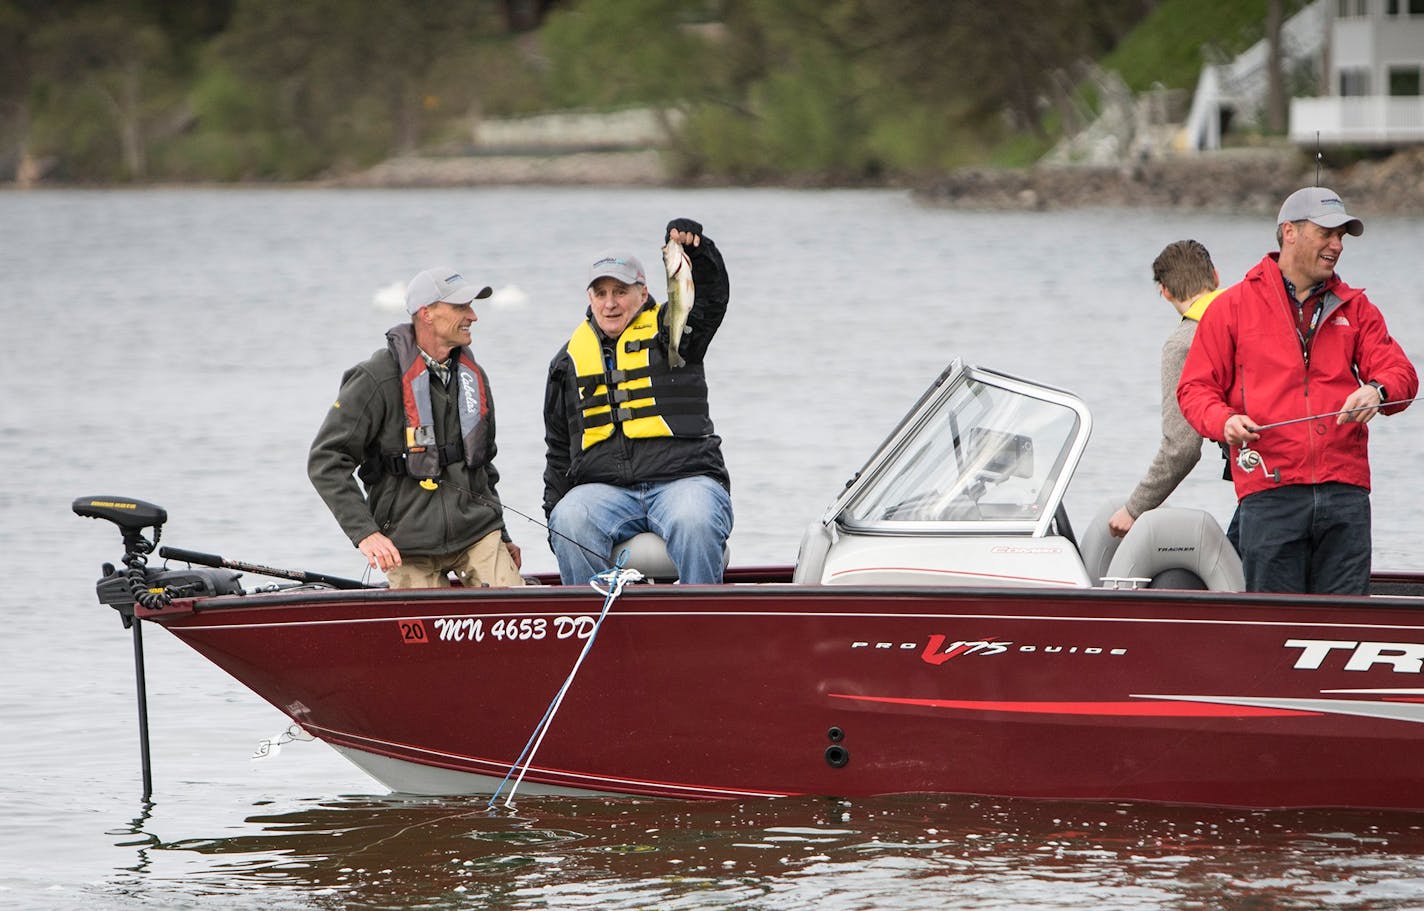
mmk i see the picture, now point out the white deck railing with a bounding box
[1290,96,1424,144]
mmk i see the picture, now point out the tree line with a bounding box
[6,0,1268,185]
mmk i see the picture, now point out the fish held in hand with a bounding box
[662,239,695,368]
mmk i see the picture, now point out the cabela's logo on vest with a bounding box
[385,324,490,480]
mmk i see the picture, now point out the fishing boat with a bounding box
[76,361,1424,810]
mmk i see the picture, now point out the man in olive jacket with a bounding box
[309,267,524,589]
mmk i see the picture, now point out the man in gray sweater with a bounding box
[1108,240,1223,538]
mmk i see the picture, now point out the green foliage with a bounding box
[200,0,500,176]
[539,0,719,109]
[674,105,771,181]
[4,0,1307,184]
[751,65,858,173]
[26,6,182,179]
[1103,0,1313,92]
[28,82,125,180]
[986,131,1055,168]
[665,0,1155,180]
[189,64,266,133]
[864,100,1004,174]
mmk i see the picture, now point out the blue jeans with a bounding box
[548,477,733,585]
[1237,483,1371,594]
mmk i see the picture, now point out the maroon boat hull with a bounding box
[138,572,1424,810]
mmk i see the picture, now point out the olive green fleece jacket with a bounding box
[308,326,509,556]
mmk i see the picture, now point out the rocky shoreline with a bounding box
[14,146,1422,215]
[325,144,1423,219]
[913,147,1424,216]
[324,149,667,188]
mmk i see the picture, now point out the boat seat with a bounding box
[610,532,730,583]
[1103,507,1243,591]
[792,521,833,584]
[1075,500,1125,586]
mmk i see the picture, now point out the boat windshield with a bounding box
[836,367,1088,535]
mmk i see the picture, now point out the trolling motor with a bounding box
[73,495,243,625]
[73,495,201,802]
[73,496,371,801]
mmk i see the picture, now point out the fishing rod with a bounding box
[1249,396,1424,432]
[157,546,376,590]
[1236,396,1421,476]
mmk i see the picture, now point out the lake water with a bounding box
[3,186,1424,910]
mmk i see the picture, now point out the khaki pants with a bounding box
[385,530,526,589]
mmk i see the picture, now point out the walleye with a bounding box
[662,238,695,368]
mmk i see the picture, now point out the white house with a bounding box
[1290,0,1424,145]
[1182,1,1325,152]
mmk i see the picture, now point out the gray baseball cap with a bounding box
[1277,187,1364,236]
[587,251,646,288]
[405,267,493,314]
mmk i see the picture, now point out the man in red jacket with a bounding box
[1177,187,1417,594]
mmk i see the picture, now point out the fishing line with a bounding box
[428,477,615,570]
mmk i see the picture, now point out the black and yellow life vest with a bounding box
[567,304,712,451]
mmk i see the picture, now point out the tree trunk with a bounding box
[92,67,146,180]
[120,61,146,178]
[1266,0,1286,134]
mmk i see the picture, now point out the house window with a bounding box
[1389,0,1424,13]
[1388,66,1422,96]
[1340,68,1371,95]
[1337,0,1369,15]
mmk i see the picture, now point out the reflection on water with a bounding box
[106,794,1424,910]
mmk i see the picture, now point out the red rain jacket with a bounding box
[1177,253,1417,501]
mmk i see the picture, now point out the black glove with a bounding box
[665,217,703,243]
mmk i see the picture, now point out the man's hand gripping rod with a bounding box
[1236,395,1421,474]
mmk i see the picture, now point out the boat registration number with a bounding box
[398,616,597,645]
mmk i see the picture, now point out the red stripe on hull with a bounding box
[828,694,1321,717]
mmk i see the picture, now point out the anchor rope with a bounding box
[487,553,644,810]
[253,723,316,760]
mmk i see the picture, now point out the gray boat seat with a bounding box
[1075,499,1125,586]
[1104,507,1243,591]
[792,521,834,584]
[611,532,729,583]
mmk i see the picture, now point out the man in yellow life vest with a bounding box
[542,218,732,585]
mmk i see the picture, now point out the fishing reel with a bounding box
[1235,445,1282,483]
[1236,445,1265,474]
